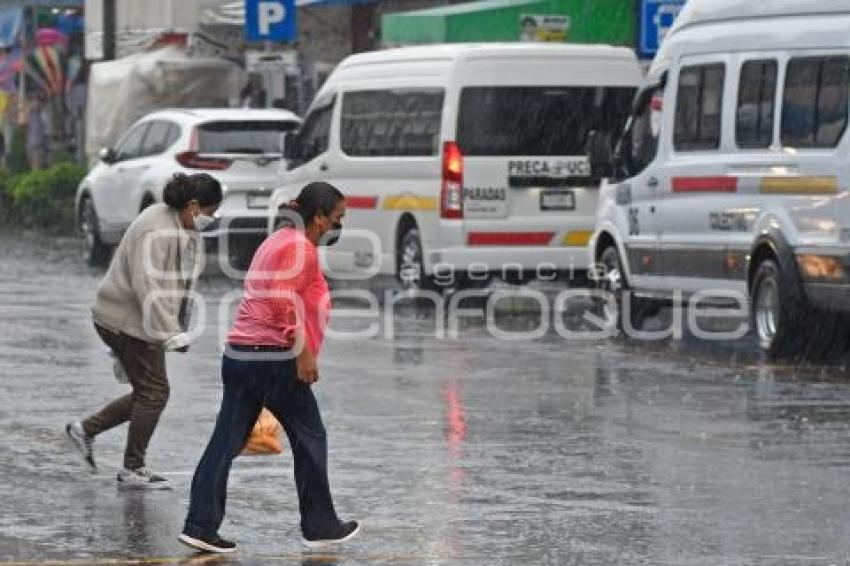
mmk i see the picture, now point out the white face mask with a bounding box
[193,214,214,232]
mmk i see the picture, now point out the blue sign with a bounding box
[245,0,296,42]
[638,0,686,60]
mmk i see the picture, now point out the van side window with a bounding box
[290,97,334,168]
[625,86,664,176]
[736,60,777,148]
[781,56,850,149]
[673,64,725,151]
[340,89,444,157]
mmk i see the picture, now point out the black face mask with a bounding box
[324,221,343,247]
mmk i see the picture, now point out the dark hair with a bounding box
[162,173,223,209]
[284,182,344,225]
[190,173,224,207]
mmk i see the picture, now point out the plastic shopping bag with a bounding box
[241,408,284,456]
[107,349,129,384]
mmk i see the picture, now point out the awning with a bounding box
[200,0,378,24]
[0,7,21,48]
[381,0,633,46]
[0,0,82,7]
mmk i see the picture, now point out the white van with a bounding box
[591,0,850,358]
[271,43,642,289]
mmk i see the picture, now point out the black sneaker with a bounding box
[178,533,237,554]
[65,422,96,470]
[302,520,360,549]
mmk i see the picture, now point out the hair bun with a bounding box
[162,173,196,209]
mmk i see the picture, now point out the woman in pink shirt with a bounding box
[181,182,358,554]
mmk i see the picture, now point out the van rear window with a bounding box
[457,87,635,156]
[341,89,445,157]
[197,121,299,154]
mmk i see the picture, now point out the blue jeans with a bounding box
[183,352,340,539]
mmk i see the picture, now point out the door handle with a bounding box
[319,162,329,172]
[650,206,657,213]
[647,177,659,190]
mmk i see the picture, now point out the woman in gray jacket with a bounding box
[66,173,222,489]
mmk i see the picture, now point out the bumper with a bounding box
[426,245,592,273]
[202,213,270,238]
[804,282,850,312]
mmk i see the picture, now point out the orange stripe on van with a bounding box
[672,176,738,193]
[759,176,838,194]
[467,232,555,246]
[562,230,593,247]
[382,195,439,211]
[345,196,379,209]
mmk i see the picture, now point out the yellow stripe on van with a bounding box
[759,176,838,194]
[382,195,439,211]
[562,230,593,247]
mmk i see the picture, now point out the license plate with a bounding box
[464,186,509,218]
[247,194,270,209]
[540,190,575,211]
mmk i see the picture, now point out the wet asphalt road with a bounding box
[4,233,850,565]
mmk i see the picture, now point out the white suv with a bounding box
[76,108,300,266]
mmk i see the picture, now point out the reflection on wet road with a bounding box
[2,234,850,565]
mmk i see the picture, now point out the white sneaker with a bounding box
[65,422,96,470]
[117,467,171,490]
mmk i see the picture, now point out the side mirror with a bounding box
[586,130,613,180]
[99,147,117,165]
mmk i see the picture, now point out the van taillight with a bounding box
[441,141,463,219]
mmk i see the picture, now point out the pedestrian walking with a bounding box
[25,93,48,170]
[179,182,358,554]
[66,173,223,489]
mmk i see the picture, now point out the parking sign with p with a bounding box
[246,0,297,42]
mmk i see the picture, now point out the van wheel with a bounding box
[80,197,111,267]
[397,228,434,291]
[751,258,808,359]
[596,246,655,333]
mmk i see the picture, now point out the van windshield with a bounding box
[197,120,300,154]
[457,87,635,156]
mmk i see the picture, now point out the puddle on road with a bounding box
[5,235,850,564]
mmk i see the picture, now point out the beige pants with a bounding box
[82,324,169,470]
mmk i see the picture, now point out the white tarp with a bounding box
[86,45,246,163]
[85,0,204,35]
[85,0,233,59]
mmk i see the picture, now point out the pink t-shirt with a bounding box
[227,228,330,355]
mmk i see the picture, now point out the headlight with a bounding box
[797,254,845,281]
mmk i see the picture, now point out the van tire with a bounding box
[80,197,111,267]
[597,245,655,333]
[750,257,812,359]
[750,258,808,359]
[397,228,435,291]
